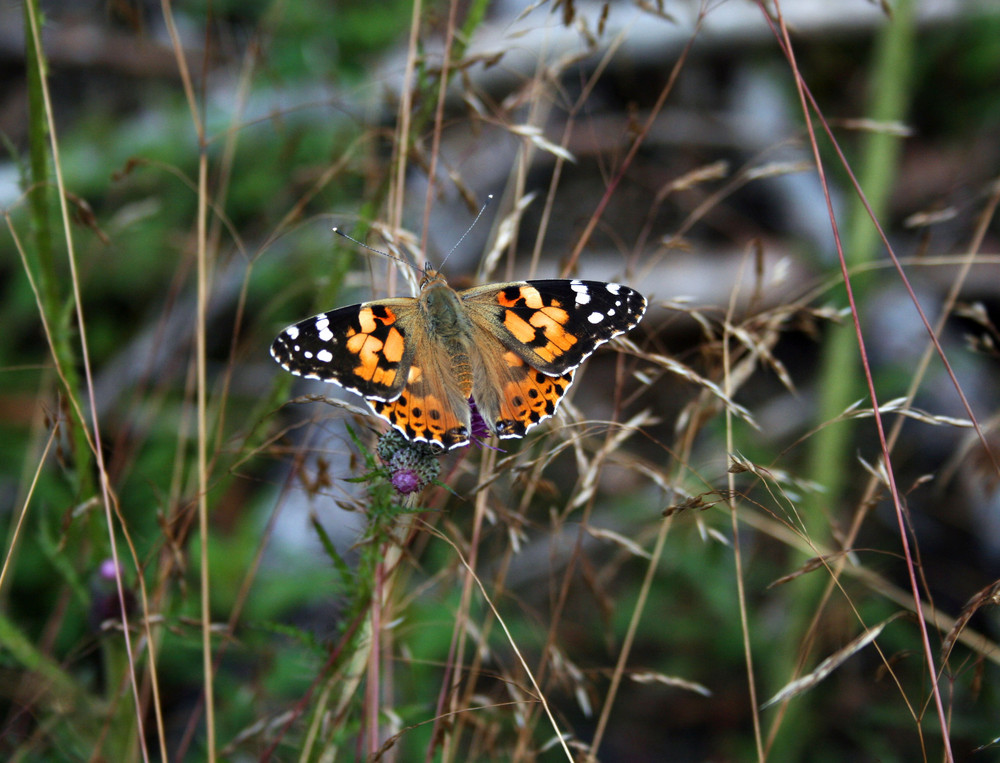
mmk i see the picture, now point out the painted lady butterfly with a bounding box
[271,269,646,451]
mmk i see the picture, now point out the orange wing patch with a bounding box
[492,284,581,367]
[492,350,575,438]
[502,306,578,364]
[496,285,545,309]
[344,305,407,389]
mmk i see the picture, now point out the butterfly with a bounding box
[271,269,646,451]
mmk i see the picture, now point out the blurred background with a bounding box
[2,0,1000,760]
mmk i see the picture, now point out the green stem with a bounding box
[771,2,916,759]
[23,0,95,501]
[807,0,915,520]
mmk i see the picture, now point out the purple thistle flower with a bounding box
[377,429,441,495]
[391,468,423,494]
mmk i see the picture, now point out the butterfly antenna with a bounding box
[437,194,494,271]
[332,227,421,274]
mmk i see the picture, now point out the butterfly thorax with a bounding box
[418,275,475,397]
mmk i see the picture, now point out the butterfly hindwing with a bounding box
[468,340,577,439]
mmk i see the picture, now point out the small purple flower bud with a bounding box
[391,468,422,494]
[99,558,119,581]
[89,559,134,633]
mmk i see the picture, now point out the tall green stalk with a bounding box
[23,0,95,501]
[767,2,916,759]
[806,0,916,529]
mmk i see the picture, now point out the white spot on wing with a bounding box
[311,317,335,343]
[588,311,604,324]
[285,326,299,340]
[606,283,622,295]
[317,349,333,363]
[571,281,591,305]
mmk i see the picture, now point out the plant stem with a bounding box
[771,1,917,759]
[23,0,94,501]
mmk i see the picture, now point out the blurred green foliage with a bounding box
[3,1,1000,760]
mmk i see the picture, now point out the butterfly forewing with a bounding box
[461,279,646,375]
[270,299,416,400]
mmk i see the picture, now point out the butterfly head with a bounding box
[418,265,449,288]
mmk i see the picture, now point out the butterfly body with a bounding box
[271,270,646,451]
